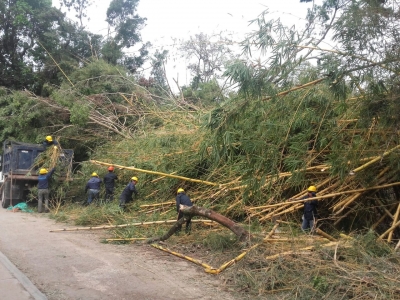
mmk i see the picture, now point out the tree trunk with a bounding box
[146,217,186,243]
[146,205,251,243]
[180,205,250,241]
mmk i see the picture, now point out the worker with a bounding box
[42,136,58,148]
[37,168,55,213]
[103,166,117,202]
[85,172,102,205]
[119,176,138,210]
[176,188,193,234]
[301,185,318,232]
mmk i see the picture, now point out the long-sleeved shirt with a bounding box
[85,177,102,192]
[37,168,55,189]
[176,193,193,213]
[302,194,318,220]
[120,181,138,200]
[103,172,117,188]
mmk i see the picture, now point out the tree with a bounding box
[59,0,93,28]
[103,0,148,70]
[0,0,63,90]
[179,33,234,88]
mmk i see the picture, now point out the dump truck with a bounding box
[0,140,73,208]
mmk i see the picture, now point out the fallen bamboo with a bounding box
[106,238,147,242]
[388,203,400,243]
[254,182,400,210]
[90,160,219,186]
[378,219,400,240]
[151,244,213,269]
[315,228,337,242]
[205,247,255,275]
[265,242,347,260]
[50,219,214,232]
[351,144,400,173]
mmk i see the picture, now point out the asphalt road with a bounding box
[0,208,234,300]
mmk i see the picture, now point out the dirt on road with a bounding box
[0,208,237,300]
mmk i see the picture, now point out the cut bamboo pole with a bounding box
[205,249,251,275]
[333,193,362,215]
[90,160,219,186]
[378,219,400,240]
[259,204,303,222]
[388,203,400,243]
[257,182,400,210]
[370,204,396,230]
[315,228,337,242]
[50,219,214,232]
[351,144,400,173]
[376,199,395,220]
[151,244,213,269]
[106,238,147,242]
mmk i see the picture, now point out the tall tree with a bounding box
[103,0,148,70]
[179,33,233,88]
[0,0,63,90]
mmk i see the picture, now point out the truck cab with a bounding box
[0,140,73,208]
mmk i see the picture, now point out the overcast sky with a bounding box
[54,0,315,86]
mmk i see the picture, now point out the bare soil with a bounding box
[0,208,237,300]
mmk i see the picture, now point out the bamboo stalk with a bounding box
[376,199,395,220]
[370,203,398,230]
[388,203,400,243]
[378,219,400,240]
[351,145,400,173]
[259,204,303,222]
[315,228,337,241]
[151,244,213,269]
[50,219,214,232]
[257,182,400,210]
[90,160,219,186]
[206,243,261,275]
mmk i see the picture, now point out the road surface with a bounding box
[0,208,235,300]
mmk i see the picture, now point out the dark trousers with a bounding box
[104,187,115,202]
[177,211,192,232]
[119,195,132,208]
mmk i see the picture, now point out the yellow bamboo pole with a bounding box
[256,182,400,210]
[151,244,213,269]
[265,242,341,260]
[106,238,147,242]
[388,203,400,243]
[259,204,303,222]
[315,228,337,242]
[50,219,214,232]
[206,242,261,275]
[90,160,219,186]
[378,219,400,240]
[351,145,400,173]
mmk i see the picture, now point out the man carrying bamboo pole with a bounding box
[300,186,318,232]
[176,188,193,235]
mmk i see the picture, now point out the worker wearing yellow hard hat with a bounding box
[176,188,193,234]
[85,172,101,205]
[119,176,139,211]
[42,135,59,148]
[301,186,318,232]
[37,167,56,213]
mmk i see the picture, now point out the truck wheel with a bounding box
[1,181,11,209]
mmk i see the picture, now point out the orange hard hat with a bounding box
[108,166,114,171]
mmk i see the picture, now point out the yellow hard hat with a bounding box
[177,188,185,193]
[307,186,317,192]
[131,176,138,181]
[46,136,53,142]
[39,168,48,174]
[91,172,98,177]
